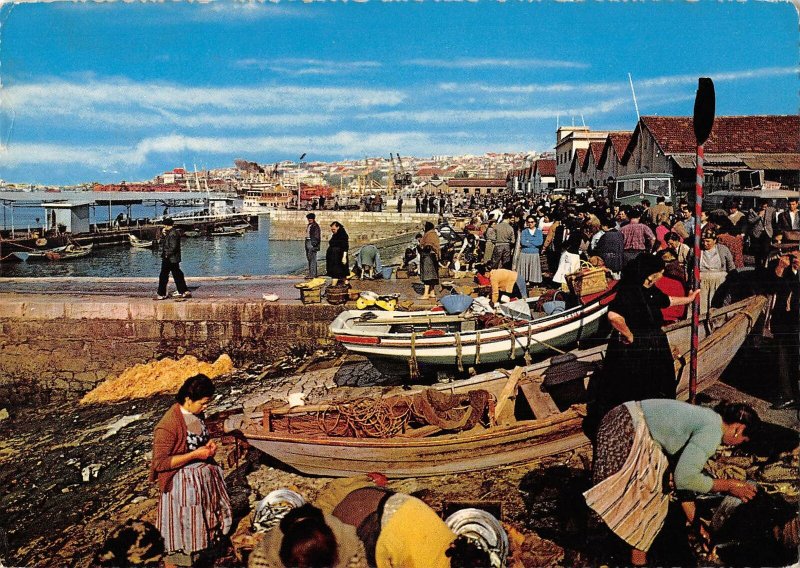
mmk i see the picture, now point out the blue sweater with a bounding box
[519,228,544,254]
[637,399,722,494]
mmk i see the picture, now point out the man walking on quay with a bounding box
[155,218,191,300]
[305,212,321,278]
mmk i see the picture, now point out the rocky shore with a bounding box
[1,346,797,568]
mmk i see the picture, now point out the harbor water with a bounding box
[1,217,308,278]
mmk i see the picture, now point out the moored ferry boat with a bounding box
[240,174,296,214]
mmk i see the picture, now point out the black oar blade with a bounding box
[693,77,716,145]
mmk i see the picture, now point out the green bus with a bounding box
[610,174,675,206]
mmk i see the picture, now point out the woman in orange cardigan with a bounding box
[150,374,232,567]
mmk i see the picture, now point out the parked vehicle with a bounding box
[609,174,675,206]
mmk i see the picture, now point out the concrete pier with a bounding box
[0,274,459,405]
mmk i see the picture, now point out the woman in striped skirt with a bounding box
[150,374,232,567]
[584,399,759,566]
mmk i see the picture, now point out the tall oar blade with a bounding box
[693,78,715,145]
[689,78,715,404]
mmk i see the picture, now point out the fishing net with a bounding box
[268,388,491,439]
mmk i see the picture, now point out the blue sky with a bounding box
[0,0,797,185]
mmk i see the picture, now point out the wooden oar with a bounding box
[690,77,715,404]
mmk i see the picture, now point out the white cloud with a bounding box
[235,58,382,75]
[2,131,474,167]
[358,96,633,124]
[439,66,799,97]
[5,79,405,114]
[406,58,589,70]
[186,1,313,22]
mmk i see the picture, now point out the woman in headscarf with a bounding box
[585,399,759,566]
[587,254,700,426]
[418,221,441,299]
[326,221,350,286]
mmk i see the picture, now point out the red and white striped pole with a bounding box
[690,78,715,404]
[690,145,703,403]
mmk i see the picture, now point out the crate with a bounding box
[396,268,409,280]
[300,287,322,304]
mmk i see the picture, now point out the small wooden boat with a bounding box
[11,245,68,262]
[225,295,767,477]
[211,226,246,236]
[42,243,93,261]
[128,234,156,248]
[330,284,618,374]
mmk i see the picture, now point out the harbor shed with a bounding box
[43,202,91,234]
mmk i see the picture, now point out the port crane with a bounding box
[390,153,413,189]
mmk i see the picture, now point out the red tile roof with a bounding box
[608,133,632,159]
[641,115,800,154]
[447,178,507,187]
[588,141,604,165]
[598,132,634,169]
[415,167,444,177]
[570,149,587,174]
[534,159,556,177]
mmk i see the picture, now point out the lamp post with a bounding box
[297,153,307,211]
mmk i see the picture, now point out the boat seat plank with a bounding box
[518,375,560,419]
[493,367,523,426]
[353,314,475,326]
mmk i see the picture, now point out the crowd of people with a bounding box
[129,189,798,567]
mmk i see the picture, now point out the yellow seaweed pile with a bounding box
[80,354,235,404]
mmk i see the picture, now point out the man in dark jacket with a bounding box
[305,213,321,277]
[769,251,800,409]
[155,218,190,300]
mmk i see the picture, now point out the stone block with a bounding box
[132,320,161,340]
[0,300,25,318]
[22,301,66,320]
[239,303,262,322]
[65,301,130,320]
[128,301,157,320]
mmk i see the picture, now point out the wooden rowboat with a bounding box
[129,234,156,248]
[225,295,767,477]
[13,243,93,261]
[330,283,618,374]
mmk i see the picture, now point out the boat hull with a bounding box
[331,290,614,369]
[228,296,767,478]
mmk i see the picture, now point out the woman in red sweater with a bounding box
[150,374,232,567]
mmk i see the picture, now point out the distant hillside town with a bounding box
[3,114,797,198]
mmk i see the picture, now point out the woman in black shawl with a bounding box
[326,221,349,285]
[418,221,441,299]
[586,254,699,433]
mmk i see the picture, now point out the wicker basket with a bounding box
[300,287,322,304]
[565,265,608,297]
[326,284,350,305]
[348,289,361,301]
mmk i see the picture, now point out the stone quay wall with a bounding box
[267,210,438,243]
[0,296,345,407]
